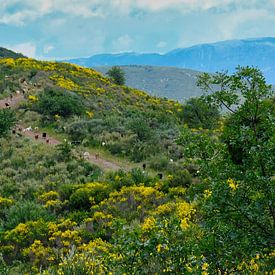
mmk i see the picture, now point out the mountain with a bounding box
[0,47,25,59]
[67,37,275,84]
[94,65,203,101]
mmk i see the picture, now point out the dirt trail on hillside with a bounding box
[0,93,25,108]
[0,94,125,171]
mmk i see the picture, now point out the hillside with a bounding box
[68,37,275,84]
[94,65,204,101]
[0,57,185,164]
[0,56,274,274]
[0,47,25,59]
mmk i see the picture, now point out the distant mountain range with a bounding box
[67,37,275,85]
[94,66,203,101]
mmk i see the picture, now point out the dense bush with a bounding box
[181,96,220,129]
[0,109,15,137]
[34,88,84,119]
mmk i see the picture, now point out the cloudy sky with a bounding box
[1,0,275,59]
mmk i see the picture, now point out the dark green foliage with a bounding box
[4,201,52,229]
[106,66,125,85]
[69,183,111,210]
[34,88,84,119]
[0,47,25,59]
[180,66,275,271]
[0,109,15,137]
[128,118,152,141]
[181,97,220,129]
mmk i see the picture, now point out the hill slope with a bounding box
[67,37,275,84]
[0,57,184,164]
[0,47,25,59]
[94,65,203,101]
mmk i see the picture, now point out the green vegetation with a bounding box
[106,66,125,85]
[0,54,274,274]
[34,88,84,120]
[0,109,15,137]
[180,97,220,129]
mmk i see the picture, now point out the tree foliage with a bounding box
[107,66,126,85]
[34,88,84,119]
[182,96,220,129]
[177,66,275,271]
[0,109,15,137]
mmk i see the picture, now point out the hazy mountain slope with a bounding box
[94,65,204,101]
[67,37,275,84]
[0,47,25,59]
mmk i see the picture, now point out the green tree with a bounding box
[178,66,275,272]
[182,97,220,129]
[0,109,15,137]
[107,66,126,85]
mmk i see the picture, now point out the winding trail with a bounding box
[0,93,128,172]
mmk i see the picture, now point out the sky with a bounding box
[1,0,275,60]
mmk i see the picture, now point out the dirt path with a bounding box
[0,93,25,108]
[0,94,127,172]
[14,126,123,171]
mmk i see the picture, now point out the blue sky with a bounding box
[1,0,275,59]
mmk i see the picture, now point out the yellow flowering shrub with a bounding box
[0,196,14,207]
[28,95,38,102]
[50,74,80,90]
[141,217,156,232]
[55,238,112,275]
[96,185,165,221]
[23,240,55,269]
[48,219,81,252]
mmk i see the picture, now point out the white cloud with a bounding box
[121,0,275,13]
[217,8,275,40]
[1,0,275,25]
[112,35,133,52]
[9,43,37,58]
[43,45,54,54]
[157,41,167,48]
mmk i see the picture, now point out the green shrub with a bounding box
[4,201,53,229]
[181,97,220,129]
[69,183,111,210]
[0,109,15,137]
[34,88,84,119]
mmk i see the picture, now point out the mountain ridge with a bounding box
[67,37,275,84]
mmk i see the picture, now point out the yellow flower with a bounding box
[203,189,212,199]
[156,244,162,253]
[28,95,38,102]
[167,174,173,181]
[142,217,156,232]
[227,178,238,191]
[0,197,14,207]
[202,262,209,271]
[86,110,94,118]
[54,114,61,120]
[180,218,189,230]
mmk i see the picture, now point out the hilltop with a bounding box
[94,65,204,101]
[67,37,275,84]
[0,47,25,59]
